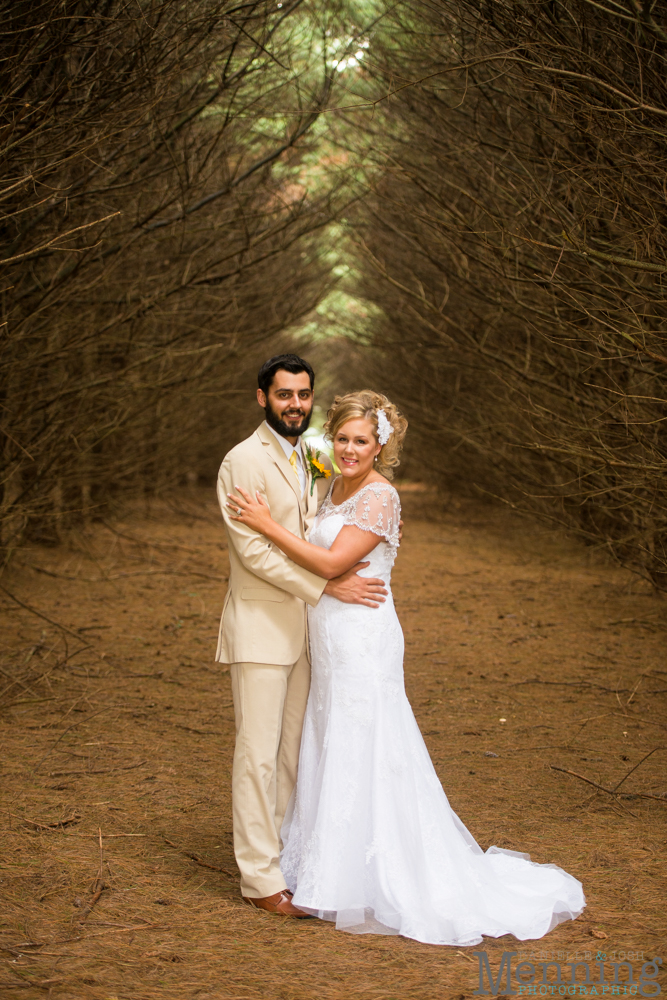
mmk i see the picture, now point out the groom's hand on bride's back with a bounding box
[323,563,387,608]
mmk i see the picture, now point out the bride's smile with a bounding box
[333,418,382,494]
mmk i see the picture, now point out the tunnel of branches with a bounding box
[2,0,667,590]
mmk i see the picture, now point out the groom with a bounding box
[215,354,387,917]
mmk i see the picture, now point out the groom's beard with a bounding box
[264,400,312,439]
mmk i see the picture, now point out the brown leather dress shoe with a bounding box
[242,889,313,918]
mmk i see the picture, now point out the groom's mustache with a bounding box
[265,401,312,435]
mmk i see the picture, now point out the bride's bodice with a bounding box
[309,480,401,584]
[306,478,404,698]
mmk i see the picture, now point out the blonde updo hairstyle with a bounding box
[324,390,408,480]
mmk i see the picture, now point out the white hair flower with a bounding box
[376,408,394,446]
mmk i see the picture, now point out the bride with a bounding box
[226,390,585,947]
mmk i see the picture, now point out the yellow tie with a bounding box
[289,449,300,484]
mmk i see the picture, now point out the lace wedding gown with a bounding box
[280,480,585,946]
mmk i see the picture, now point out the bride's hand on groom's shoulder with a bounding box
[324,563,388,608]
[226,485,273,534]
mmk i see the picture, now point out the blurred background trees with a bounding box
[0,0,351,547]
[2,0,667,590]
[343,0,667,589]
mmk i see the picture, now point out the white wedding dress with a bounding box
[280,480,585,946]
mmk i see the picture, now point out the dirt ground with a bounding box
[0,485,665,1000]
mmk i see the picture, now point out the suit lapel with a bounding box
[257,422,303,505]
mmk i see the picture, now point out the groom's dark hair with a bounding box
[258,354,315,394]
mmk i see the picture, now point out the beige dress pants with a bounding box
[230,644,310,898]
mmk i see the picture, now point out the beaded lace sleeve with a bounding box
[339,483,401,549]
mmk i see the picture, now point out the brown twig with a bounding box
[74,828,107,924]
[163,837,236,878]
[549,765,667,816]
[61,923,167,943]
[626,675,645,706]
[16,813,80,831]
[99,522,221,553]
[26,565,225,583]
[35,706,111,769]
[550,766,639,818]
[1,696,57,711]
[611,747,665,793]
[77,883,107,923]
[511,678,630,694]
[71,832,146,838]
[0,584,92,646]
[48,760,147,777]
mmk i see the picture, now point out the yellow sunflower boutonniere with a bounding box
[304,443,332,496]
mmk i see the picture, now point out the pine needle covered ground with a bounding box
[0,487,665,999]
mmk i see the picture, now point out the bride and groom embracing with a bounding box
[215,353,585,947]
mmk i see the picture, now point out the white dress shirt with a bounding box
[265,421,306,495]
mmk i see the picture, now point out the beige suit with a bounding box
[216,422,332,897]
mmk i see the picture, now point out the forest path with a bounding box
[0,486,665,999]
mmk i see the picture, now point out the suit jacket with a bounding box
[215,422,333,665]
